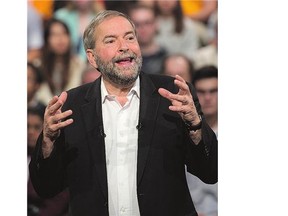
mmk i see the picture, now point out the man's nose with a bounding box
[118,39,129,52]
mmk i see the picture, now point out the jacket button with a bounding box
[104,202,108,206]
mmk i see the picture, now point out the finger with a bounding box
[50,118,74,131]
[175,74,186,82]
[158,88,172,101]
[52,110,73,123]
[48,101,63,116]
[58,91,68,104]
[169,104,191,113]
[45,97,62,117]
[46,92,68,115]
[46,110,73,132]
[167,93,191,104]
[159,88,187,107]
[48,93,68,115]
[47,95,60,109]
[174,79,190,93]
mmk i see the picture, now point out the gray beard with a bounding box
[95,53,142,87]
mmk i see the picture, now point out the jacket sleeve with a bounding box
[29,131,68,198]
[184,82,218,184]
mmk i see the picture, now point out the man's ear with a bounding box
[86,49,98,68]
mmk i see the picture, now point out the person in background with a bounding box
[128,3,168,75]
[27,2,44,62]
[161,53,194,83]
[180,0,217,46]
[30,0,54,22]
[54,0,97,61]
[27,62,46,114]
[103,0,136,14]
[27,107,70,216]
[180,0,217,24]
[192,65,218,135]
[136,0,154,7]
[192,21,218,70]
[154,0,200,60]
[29,10,217,216]
[185,65,218,216]
[162,57,218,216]
[33,18,86,105]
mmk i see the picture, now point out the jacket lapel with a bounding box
[78,73,160,194]
[137,73,160,185]
[80,77,108,200]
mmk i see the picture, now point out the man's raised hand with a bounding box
[42,91,73,158]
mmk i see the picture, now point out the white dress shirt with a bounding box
[101,77,141,216]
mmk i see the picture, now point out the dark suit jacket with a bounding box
[29,72,218,216]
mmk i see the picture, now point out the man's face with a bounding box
[93,16,142,87]
[48,22,70,55]
[195,78,218,117]
[27,114,43,149]
[129,8,157,46]
[27,66,39,102]
[164,56,191,82]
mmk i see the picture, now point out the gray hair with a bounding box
[83,10,136,50]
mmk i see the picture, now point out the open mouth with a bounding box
[115,57,134,64]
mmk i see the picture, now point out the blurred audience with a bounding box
[192,65,218,135]
[54,0,97,61]
[186,65,218,216]
[30,0,54,21]
[161,53,194,82]
[128,3,168,74]
[185,170,218,216]
[27,62,46,114]
[27,3,218,215]
[27,2,44,62]
[27,107,70,216]
[81,64,101,84]
[33,18,86,105]
[154,0,200,60]
[137,0,154,7]
[180,0,217,46]
[103,0,136,14]
[180,0,217,24]
[192,21,218,70]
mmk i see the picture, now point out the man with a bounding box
[185,65,218,216]
[29,10,217,216]
[128,3,168,75]
[27,107,69,216]
[192,66,218,136]
[161,53,195,83]
[27,62,46,114]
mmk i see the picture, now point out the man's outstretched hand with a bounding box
[158,75,201,125]
[42,91,73,158]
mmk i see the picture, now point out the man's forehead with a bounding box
[97,16,134,33]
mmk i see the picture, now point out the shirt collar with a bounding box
[101,76,140,104]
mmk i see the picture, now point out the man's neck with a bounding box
[103,78,134,97]
[103,78,137,107]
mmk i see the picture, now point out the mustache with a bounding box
[112,52,138,63]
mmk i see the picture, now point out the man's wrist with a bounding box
[42,138,54,159]
[184,115,202,132]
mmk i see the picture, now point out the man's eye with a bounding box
[127,36,135,41]
[105,40,115,44]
